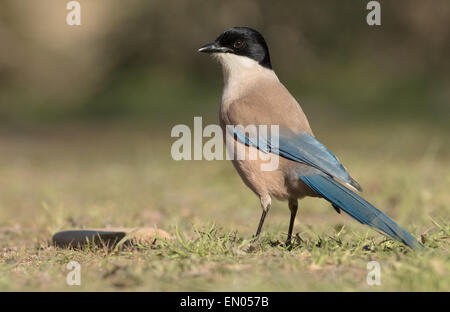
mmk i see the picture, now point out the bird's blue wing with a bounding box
[233,128,361,190]
[299,173,423,250]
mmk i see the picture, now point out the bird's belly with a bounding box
[229,143,316,200]
[231,157,289,200]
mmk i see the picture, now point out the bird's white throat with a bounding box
[215,53,258,74]
[215,53,278,103]
[215,53,275,81]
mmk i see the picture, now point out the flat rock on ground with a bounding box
[52,227,172,248]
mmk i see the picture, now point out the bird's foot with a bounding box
[284,237,293,246]
[284,234,302,250]
[242,237,262,253]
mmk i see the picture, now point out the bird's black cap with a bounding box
[198,27,272,69]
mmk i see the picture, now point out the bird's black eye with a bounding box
[233,39,244,49]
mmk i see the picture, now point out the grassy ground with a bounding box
[0,121,448,291]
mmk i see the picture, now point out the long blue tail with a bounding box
[300,174,423,250]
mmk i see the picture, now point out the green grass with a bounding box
[0,122,448,291]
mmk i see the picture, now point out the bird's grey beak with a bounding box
[198,42,232,54]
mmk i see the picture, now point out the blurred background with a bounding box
[1,0,449,127]
[0,0,448,236]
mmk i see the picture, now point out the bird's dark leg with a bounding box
[286,198,298,245]
[254,194,271,240]
[255,209,268,238]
